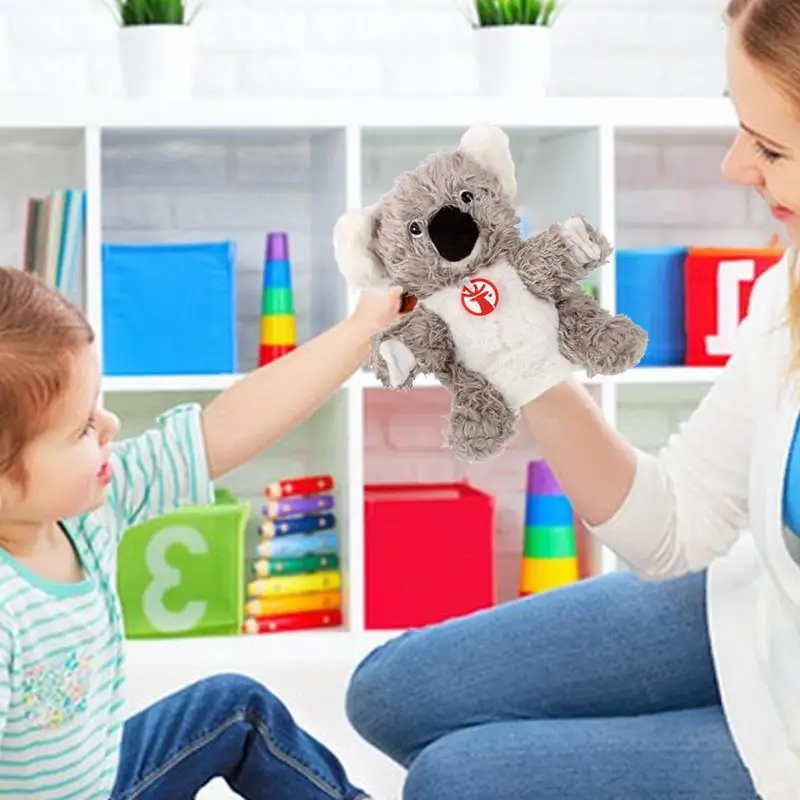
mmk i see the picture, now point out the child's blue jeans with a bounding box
[345,569,760,799]
[110,673,368,800]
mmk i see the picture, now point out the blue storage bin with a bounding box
[616,246,687,367]
[102,241,237,376]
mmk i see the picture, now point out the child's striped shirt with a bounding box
[0,403,213,798]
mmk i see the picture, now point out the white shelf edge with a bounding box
[102,374,247,393]
[598,122,620,576]
[358,366,723,390]
[84,126,103,349]
[0,96,737,131]
[344,124,366,634]
[102,374,369,393]
[102,367,722,395]
[100,365,723,393]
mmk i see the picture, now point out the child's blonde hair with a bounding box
[0,268,93,485]
[726,0,800,366]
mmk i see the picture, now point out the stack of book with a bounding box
[22,188,86,299]
[242,474,343,635]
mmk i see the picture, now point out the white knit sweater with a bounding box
[587,249,800,799]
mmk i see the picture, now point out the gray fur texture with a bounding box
[335,122,647,461]
[368,149,520,298]
[370,305,519,461]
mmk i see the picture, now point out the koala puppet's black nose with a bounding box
[428,205,480,262]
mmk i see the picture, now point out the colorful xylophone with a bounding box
[243,473,342,634]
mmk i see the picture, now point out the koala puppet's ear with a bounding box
[458,121,517,201]
[332,205,391,290]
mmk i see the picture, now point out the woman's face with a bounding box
[722,24,800,245]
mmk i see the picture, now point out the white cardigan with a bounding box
[588,248,800,799]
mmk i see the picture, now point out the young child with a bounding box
[0,265,402,799]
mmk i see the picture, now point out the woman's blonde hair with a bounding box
[0,268,93,485]
[726,0,800,364]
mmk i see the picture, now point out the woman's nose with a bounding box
[721,131,764,188]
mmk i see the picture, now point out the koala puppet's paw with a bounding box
[561,215,612,267]
[445,369,518,461]
[377,339,417,388]
[585,316,648,376]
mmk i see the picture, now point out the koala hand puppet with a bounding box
[333,122,647,462]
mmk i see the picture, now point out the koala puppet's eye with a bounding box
[460,190,474,204]
[408,220,424,238]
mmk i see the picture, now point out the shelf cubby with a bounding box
[100,126,350,373]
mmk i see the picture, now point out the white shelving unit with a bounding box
[0,95,744,666]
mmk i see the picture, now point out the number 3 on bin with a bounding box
[142,525,208,633]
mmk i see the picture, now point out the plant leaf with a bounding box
[453,0,479,27]
[472,0,562,25]
[100,0,123,24]
[495,0,507,24]
[117,0,188,25]
[475,0,493,25]
[540,0,558,24]
[523,0,543,23]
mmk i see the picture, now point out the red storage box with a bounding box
[684,246,784,366]
[364,482,495,630]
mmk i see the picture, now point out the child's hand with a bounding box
[349,286,405,338]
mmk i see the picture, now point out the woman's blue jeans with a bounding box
[345,569,760,799]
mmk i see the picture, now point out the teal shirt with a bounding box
[0,404,213,798]
[785,414,800,537]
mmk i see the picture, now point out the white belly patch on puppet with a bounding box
[421,259,561,388]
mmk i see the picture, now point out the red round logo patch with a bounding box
[461,278,499,317]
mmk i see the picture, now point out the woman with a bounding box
[344,1,800,798]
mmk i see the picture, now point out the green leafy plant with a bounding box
[105,0,199,26]
[455,0,565,27]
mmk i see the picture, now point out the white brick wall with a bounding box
[1,0,730,98]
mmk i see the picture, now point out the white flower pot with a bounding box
[474,25,553,97]
[118,24,197,99]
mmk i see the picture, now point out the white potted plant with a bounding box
[457,0,565,97]
[106,0,200,99]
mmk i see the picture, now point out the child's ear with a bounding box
[333,205,391,290]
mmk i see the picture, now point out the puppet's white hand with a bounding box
[560,215,602,264]
[379,339,417,387]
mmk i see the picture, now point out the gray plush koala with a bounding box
[334,122,647,462]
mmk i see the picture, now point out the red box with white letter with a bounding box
[684,246,784,367]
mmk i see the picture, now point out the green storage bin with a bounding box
[117,489,249,639]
